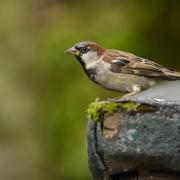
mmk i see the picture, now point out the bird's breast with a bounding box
[89,62,156,92]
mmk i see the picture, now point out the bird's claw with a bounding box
[107,96,131,102]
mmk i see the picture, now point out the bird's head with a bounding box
[65,41,105,67]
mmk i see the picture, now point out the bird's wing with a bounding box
[102,50,178,79]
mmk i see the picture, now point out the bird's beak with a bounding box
[65,47,80,56]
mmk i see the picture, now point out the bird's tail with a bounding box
[163,68,180,80]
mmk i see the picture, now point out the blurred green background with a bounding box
[0,0,180,180]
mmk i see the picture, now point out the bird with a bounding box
[65,41,180,101]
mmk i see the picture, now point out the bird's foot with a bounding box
[108,95,131,103]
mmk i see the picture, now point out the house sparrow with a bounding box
[65,41,180,101]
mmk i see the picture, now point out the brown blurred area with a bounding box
[0,0,180,179]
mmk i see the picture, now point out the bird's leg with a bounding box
[109,85,142,102]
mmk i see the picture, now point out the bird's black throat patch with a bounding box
[75,56,97,83]
[86,68,97,82]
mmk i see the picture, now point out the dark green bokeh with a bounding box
[0,0,180,179]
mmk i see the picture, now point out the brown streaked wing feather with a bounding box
[103,50,167,77]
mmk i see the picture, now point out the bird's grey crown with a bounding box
[74,41,97,48]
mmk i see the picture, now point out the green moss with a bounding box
[120,101,155,112]
[86,99,155,121]
[119,102,141,111]
[86,98,118,121]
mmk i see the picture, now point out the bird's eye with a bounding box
[80,47,88,53]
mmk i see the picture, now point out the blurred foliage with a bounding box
[0,0,180,179]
